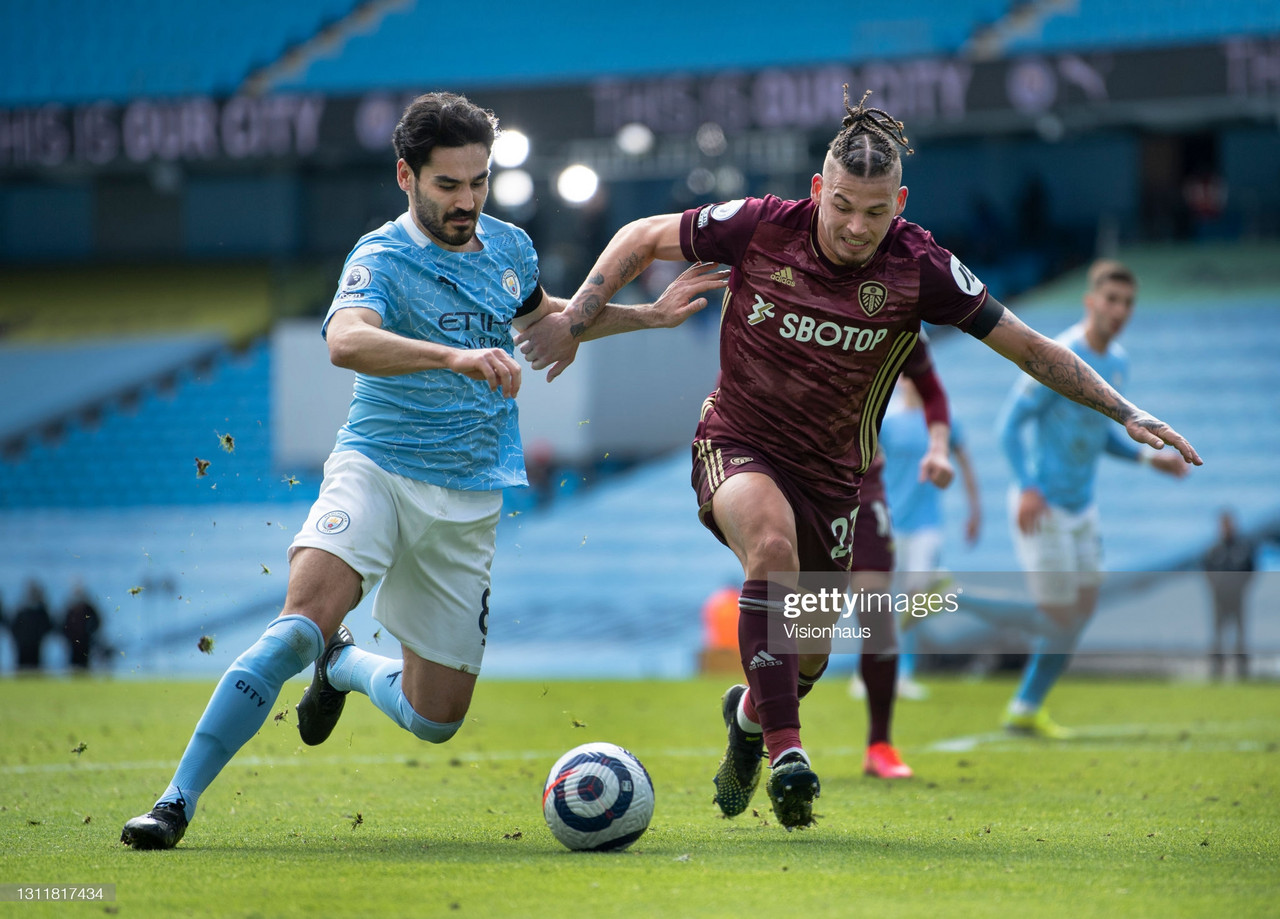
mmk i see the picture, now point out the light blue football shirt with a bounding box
[322,211,540,491]
[881,406,964,534]
[997,322,1139,512]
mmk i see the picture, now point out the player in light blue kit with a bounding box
[121,92,726,849]
[997,259,1188,738]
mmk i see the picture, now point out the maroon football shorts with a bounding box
[690,434,861,575]
[850,469,894,573]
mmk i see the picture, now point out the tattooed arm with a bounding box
[519,262,726,337]
[982,304,1202,465]
[563,214,687,335]
[514,214,690,380]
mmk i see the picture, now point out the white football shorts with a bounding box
[1008,486,1103,607]
[894,527,945,595]
[289,449,502,673]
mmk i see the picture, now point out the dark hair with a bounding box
[1087,258,1137,291]
[392,92,499,175]
[827,86,913,178]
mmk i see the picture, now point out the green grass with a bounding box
[2,676,1277,918]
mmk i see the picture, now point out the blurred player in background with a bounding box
[996,259,1189,738]
[851,356,981,698]
[880,369,981,698]
[121,92,724,850]
[846,338,978,780]
[518,89,1200,830]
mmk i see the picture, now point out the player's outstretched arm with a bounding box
[513,214,687,380]
[515,262,727,377]
[981,305,1202,465]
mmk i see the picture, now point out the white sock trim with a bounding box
[771,746,809,767]
[736,693,762,734]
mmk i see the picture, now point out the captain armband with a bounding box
[964,298,1004,340]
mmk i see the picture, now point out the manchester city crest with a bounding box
[858,281,888,317]
[501,268,520,299]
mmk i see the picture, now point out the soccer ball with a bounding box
[542,742,655,851]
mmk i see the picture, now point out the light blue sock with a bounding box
[900,631,918,681]
[157,615,323,821]
[328,646,462,743]
[1012,622,1087,711]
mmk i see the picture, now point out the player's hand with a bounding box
[1016,487,1047,535]
[918,450,954,489]
[1123,412,1202,466]
[514,310,579,382]
[964,510,982,546]
[446,347,522,398]
[645,262,729,328]
[1151,449,1191,478]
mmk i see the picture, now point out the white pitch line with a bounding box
[921,721,1272,753]
[4,722,1271,776]
[0,747,723,777]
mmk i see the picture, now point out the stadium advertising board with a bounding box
[1,38,1276,172]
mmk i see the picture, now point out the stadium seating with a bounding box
[8,1,1275,110]
[0,0,363,105]
[1004,0,1280,55]
[0,339,289,508]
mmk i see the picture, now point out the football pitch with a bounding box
[2,676,1277,918]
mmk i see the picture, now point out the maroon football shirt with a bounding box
[681,195,987,497]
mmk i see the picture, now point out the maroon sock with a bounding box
[797,659,829,700]
[738,579,800,740]
[861,653,898,746]
[764,728,803,765]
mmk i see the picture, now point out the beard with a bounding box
[410,188,480,248]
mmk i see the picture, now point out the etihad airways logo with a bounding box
[746,294,776,325]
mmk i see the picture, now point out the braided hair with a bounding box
[827,86,913,179]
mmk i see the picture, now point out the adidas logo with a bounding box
[749,650,784,670]
[770,266,795,286]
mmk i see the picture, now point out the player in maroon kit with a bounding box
[846,336,955,781]
[516,89,1200,830]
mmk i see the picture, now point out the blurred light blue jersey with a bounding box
[323,211,539,491]
[881,406,964,534]
[997,322,1138,511]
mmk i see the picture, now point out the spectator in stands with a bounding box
[1203,509,1255,681]
[121,91,726,851]
[61,581,102,671]
[994,259,1190,738]
[517,88,1200,828]
[12,579,52,671]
